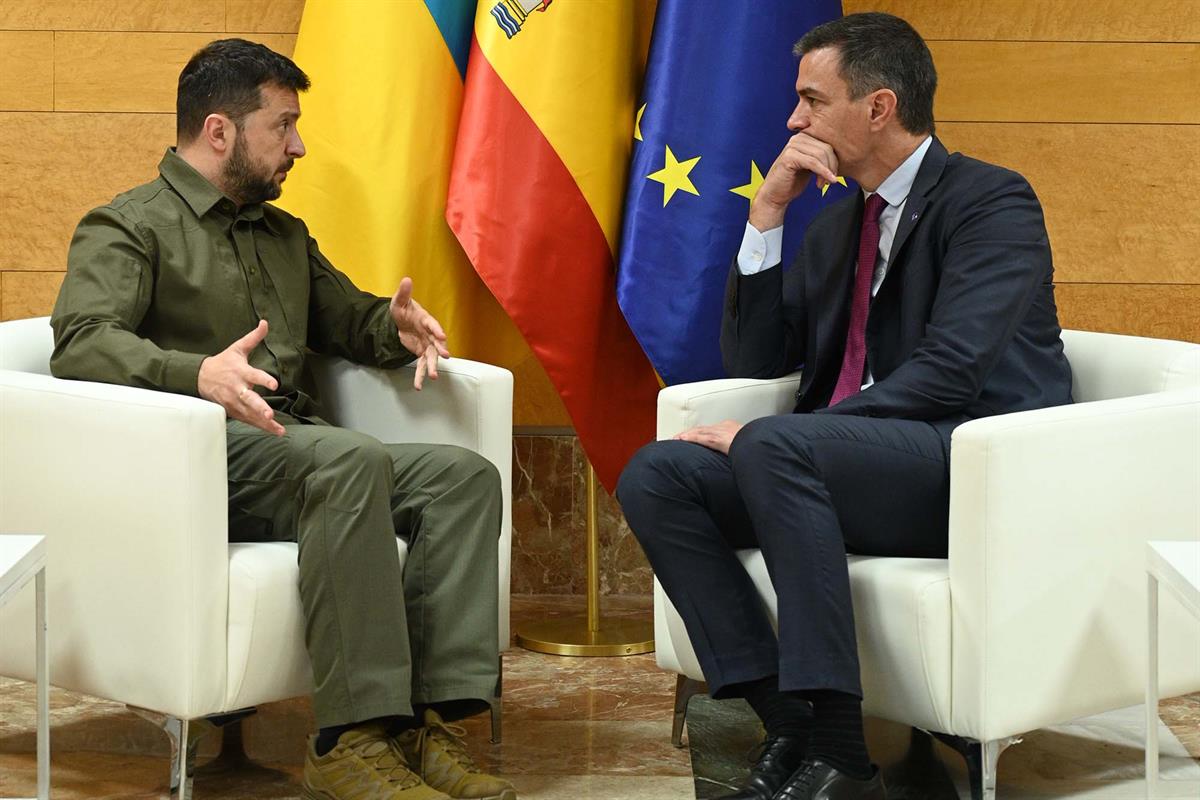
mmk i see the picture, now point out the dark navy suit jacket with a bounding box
[720,137,1073,449]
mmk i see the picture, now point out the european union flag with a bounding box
[617,0,849,385]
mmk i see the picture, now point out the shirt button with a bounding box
[753,250,764,262]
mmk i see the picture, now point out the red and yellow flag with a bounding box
[447,1,660,490]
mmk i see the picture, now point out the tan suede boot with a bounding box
[395,710,517,800]
[303,724,450,800]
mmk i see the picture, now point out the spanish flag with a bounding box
[447,1,660,490]
[279,0,530,374]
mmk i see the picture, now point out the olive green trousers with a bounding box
[225,415,501,727]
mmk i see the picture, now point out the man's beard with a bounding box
[222,132,288,206]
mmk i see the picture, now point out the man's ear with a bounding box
[867,88,898,130]
[200,113,235,154]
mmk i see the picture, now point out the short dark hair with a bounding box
[176,38,310,143]
[795,12,937,135]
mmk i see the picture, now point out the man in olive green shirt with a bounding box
[51,39,514,800]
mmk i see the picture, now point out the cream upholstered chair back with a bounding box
[1061,328,1200,402]
[0,315,53,374]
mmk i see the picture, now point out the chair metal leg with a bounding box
[930,731,1021,800]
[205,708,258,771]
[671,675,707,748]
[488,654,503,744]
[128,706,255,798]
[1147,571,1160,798]
[126,708,211,800]
[34,568,48,800]
[488,696,503,745]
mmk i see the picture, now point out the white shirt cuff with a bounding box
[736,222,783,275]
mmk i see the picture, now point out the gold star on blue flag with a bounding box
[648,145,701,207]
[729,161,765,203]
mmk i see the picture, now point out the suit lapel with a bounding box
[884,137,948,268]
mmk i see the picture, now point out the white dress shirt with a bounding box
[735,136,933,387]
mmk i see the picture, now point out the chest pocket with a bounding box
[254,231,310,343]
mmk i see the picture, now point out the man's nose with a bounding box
[787,103,809,132]
[289,132,306,159]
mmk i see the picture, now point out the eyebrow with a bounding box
[797,86,827,101]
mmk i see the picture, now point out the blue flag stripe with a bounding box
[423,0,474,79]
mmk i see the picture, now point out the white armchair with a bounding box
[653,329,1200,799]
[0,316,513,798]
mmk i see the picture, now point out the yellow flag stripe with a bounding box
[472,1,656,255]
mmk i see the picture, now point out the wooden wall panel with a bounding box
[53,31,296,112]
[937,122,1200,285]
[1,271,64,321]
[0,113,174,269]
[0,1,224,32]
[931,41,1200,123]
[1057,284,1200,343]
[225,0,306,33]
[842,0,1200,42]
[0,32,53,111]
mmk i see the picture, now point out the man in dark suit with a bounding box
[617,13,1072,800]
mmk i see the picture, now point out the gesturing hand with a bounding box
[674,420,744,456]
[749,132,839,231]
[197,320,285,436]
[389,277,450,390]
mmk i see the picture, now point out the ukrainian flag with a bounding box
[279,0,530,374]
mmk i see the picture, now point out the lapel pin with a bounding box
[911,211,920,222]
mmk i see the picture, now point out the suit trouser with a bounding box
[617,412,949,700]
[225,414,502,728]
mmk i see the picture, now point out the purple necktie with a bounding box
[829,193,887,407]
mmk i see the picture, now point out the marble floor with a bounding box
[0,595,1197,799]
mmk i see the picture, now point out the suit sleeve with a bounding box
[720,250,808,379]
[305,233,416,368]
[819,170,1050,420]
[50,206,206,395]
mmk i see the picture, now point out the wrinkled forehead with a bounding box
[256,82,302,118]
[795,46,849,98]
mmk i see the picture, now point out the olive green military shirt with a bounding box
[50,149,413,410]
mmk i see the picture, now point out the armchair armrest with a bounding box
[946,388,1200,741]
[657,373,802,440]
[0,371,231,719]
[309,356,514,649]
[310,356,512,459]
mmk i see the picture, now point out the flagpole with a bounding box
[515,464,655,657]
[586,465,601,634]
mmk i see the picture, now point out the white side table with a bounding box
[0,534,48,800]
[1146,540,1200,799]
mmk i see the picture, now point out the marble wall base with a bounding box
[511,434,650,596]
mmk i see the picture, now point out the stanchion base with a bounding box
[515,617,655,657]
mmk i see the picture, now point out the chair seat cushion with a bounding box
[225,539,409,711]
[654,550,952,733]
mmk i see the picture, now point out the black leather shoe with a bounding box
[771,758,886,800]
[715,735,808,800]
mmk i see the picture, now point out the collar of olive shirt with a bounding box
[157,147,281,233]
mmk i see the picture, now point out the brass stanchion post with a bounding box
[515,465,655,656]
